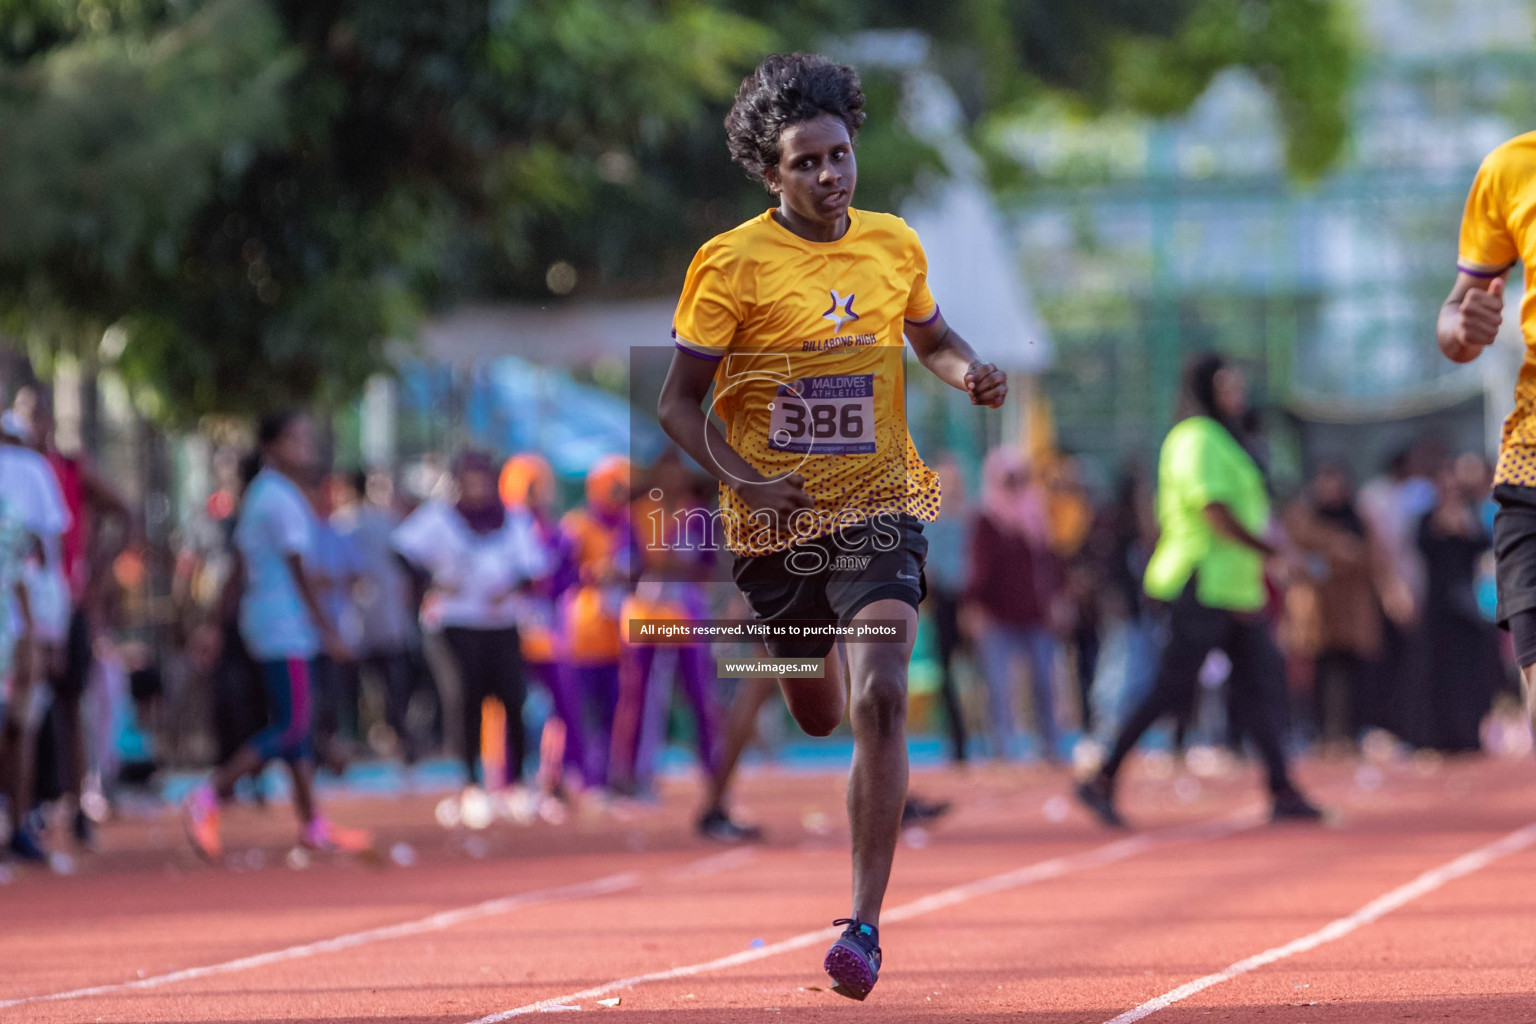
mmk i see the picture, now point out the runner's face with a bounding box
[768,115,856,228]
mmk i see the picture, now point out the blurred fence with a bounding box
[1009,49,1536,489]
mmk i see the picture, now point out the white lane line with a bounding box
[1102,820,1536,1023]
[0,872,638,1012]
[466,807,1266,1021]
[666,846,758,880]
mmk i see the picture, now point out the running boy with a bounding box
[1439,132,1536,738]
[657,52,1007,999]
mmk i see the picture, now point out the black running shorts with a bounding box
[1493,483,1536,628]
[732,514,928,659]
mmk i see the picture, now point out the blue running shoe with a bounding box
[824,918,881,1000]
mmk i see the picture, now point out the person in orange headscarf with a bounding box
[501,453,588,795]
[557,455,635,787]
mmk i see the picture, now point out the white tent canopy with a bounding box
[901,179,1053,373]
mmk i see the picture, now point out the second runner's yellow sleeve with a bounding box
[1458,150,1520,277]
[672,243,741,362]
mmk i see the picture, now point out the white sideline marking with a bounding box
[1101,821,1536,1023]
[667,846,758,880]
[0,872,639,1011]
[466,808,1265,1021]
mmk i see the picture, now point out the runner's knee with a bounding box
[849,673,906,738]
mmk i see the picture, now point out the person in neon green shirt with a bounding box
[1077,353,1322,827]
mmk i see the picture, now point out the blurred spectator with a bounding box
[500,453,587,797]
[1414,460,1502,753]
[921,452,971,765]
[616,453,721,799]
[331,471,424,766]
[1359,447,1438,614]
[1358,448,1434,742]
[308,475,363,773]
[209,454,266,789]
[1284,462,1389,749]
[0,489,36,859]
[1078,354,1319,827]
[394,451,547,794]
[0,410,70,861]
[182,410,372,861]
[13,385,131,849]
[964,448,1062,764]
[558,456,635,788]
[1046,455,1099,734]
[1085,462,1160,747]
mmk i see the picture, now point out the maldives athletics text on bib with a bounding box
[768,374,877,455]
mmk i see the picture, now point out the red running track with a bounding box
[1,752,1534,1023]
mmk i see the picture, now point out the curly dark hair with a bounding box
[725,53,866,187]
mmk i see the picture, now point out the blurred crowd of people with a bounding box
[927,395,1519,790]
[0,372,1522,866]
[0,384,134,863]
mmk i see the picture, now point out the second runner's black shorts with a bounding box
[732,514,928,659]
[1494,483,1536,628]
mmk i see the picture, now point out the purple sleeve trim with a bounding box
[674,339,723,362]
[1458,262,1515,279]
[904,304,941,327]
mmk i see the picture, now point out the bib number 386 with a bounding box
[768,374,876,455]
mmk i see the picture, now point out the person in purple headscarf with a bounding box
[394,451,549,793]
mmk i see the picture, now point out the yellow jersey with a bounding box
[1458,132,1536,485]
[672,208,943,556]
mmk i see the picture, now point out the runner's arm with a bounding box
[657,349,813,518]
[1438,271,1506,364]
[905,312,1007,408]
[1203,504,1278,558]
[287,552,349,659]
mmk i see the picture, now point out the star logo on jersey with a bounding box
[822,290,859,334]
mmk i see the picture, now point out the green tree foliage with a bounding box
[0,0,1354,421]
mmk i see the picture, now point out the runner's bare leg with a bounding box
[702,673,777,815]
[844,599,918,926]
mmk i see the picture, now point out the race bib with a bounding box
[768,374,876,455]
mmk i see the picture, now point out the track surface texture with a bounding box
[3,751,1534,1023]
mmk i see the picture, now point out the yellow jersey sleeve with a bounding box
[672,242,741,361]
[903,228,939,325]
[1458,152,1520,277]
